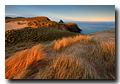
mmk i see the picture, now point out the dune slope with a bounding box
[5,32,115,79]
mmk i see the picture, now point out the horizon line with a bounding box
[5,16,115,22]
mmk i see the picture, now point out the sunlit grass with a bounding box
[36,56,84,79]
[101,40,115,56]
[5,30,115,79]
[5,44,46,79]
[54,35,92,51]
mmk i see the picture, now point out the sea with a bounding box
[64,21,115,34]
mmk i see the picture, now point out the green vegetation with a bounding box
[5,27,79,44]
[5,17,50,22]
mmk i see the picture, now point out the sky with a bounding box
[5,5,115,22]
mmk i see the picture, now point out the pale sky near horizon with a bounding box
[5,5,115,21]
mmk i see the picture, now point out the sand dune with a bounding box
[5,21,34,31]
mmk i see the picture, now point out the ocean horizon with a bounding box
[63,21,115,34]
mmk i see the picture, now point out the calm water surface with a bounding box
[64,21,115,34]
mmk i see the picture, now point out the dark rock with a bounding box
[59,20,64,23]
[65,23,82,33]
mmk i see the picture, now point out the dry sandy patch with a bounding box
[5,21,34,31]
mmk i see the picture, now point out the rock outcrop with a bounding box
[59,20,64,23]
[65,23,82,33]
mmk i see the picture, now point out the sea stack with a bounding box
[58,20,82,33]
[59,20,64,23]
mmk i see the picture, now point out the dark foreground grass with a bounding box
[5,27,79,44]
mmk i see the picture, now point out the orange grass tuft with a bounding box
[36,56,84,79]
[101,40,115,56]
[5,44,46,79]
[33,20,39,24]
[54,35,92,51]
[26,21,34,26]
[53,56,84,79]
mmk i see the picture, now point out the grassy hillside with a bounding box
[5,16,51,22]
[5,26,79,59]
[5,34,115,79]
[5,27,78,44]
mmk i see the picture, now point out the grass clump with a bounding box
[5,44,46,79]
[36,56,84,79]
[101,40,115,56]
[54,35,92,51]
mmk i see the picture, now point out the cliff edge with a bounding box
[65,23,82,33]
[58,20,82,33]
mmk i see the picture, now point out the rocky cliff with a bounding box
[58,20,82,33]
[65,23,82,33]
